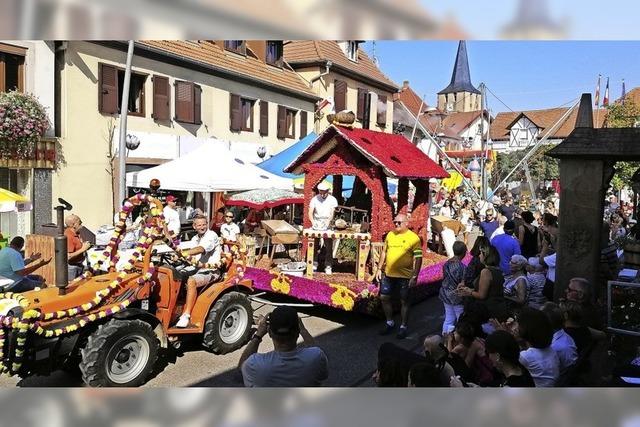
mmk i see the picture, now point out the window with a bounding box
[224,40,246,55]
[230,94,255,132]
[152,75,171,121]
[376,94,387,127]
[334,79,347,112]
[300,111,308,138]
[0,43,26,92]
[265,41,283,66]
[346,41,358,61]
[98,63,146,116]
[259,100,269,136]
[277,105,296,139]
[174,80,201,124]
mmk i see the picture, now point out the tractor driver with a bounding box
[175,215,222,328]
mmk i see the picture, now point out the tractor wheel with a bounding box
[79,319,159,387]
[203,292,253,354]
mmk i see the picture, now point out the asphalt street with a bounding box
[0,295,445,387]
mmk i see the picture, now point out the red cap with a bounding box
[165,195,177,203]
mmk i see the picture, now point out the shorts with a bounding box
[380,275,410,300]
[191,270,221,287]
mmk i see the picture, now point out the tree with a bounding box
[491,146,559,188]
[606,99,640,191]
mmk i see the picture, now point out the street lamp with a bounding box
[257,145,267,159]
[125,134,140,150]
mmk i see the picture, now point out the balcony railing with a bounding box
[0,138,57,169]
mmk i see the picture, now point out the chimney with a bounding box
[403,80,410,89]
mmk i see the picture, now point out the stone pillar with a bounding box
[555,160,610,301]
[33,169,53,233]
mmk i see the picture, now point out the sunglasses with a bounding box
[225,215,234,218]
[393,221,403,225]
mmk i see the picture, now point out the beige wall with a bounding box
[54,41,315,230]
[296,67,394,134]
[438,92,481,113]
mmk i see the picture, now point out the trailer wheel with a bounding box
[79,319,159,387]
[202,292,253,354]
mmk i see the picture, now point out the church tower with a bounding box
[437,41,481,113]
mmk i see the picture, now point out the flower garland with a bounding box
[0,193,247,376]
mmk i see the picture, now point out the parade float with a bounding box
[0,194,252,387]
[243,115,461,314]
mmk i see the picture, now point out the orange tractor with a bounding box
[0,194,254,386]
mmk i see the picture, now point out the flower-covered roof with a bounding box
[285,125,449,180]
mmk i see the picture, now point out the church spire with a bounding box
[438,41,480,96]
[501,0,564,39]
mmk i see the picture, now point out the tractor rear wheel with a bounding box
[202,292,253,354]
[79,319,159,387]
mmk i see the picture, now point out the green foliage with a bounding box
[491,146,559,187]
[606,99,640,190]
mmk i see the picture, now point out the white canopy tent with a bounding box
[126,143,293,192]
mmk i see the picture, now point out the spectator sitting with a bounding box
[373,342,426,387]
[239,306,328,387]
[439,241,467,335]
[423,335,457,384]
[541,302,578,373]
[485,330,535,387]
[504,254,530,310]
[490,215,507,240]
[561,301,593,355]
[526,257,548,309]
[446,320,495,386]
[0,237,50,292]
[564,277,603,331]
[491,220,522,276]
[408,363,444,387]
[516,307,561,387]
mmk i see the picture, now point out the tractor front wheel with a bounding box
[79,319,159,387]
[203,292,253,354]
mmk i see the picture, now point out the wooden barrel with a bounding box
[623,242,640,269]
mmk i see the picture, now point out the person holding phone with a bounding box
[238,306,328,387]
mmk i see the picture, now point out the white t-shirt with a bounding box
[220,222,240,241]
[439,206,454,218]
[163,206,181,236]
[490,226,505,241]
[190,230,221,264]
[441,227,456,258]
[309,194,338,230]
[519,347,560,387]
[544,253,557,282]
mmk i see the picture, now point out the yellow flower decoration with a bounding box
[329,284,357,311]
[270,271,292,294]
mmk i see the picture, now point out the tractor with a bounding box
[0,194,254,386]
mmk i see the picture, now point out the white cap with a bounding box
[317,182,331,191]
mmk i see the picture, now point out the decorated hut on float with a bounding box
[243,122,452,313]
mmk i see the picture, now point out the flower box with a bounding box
[608,280,640,336]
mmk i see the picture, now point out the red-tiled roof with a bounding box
[137,40,317,99]
[285,125,449,179]
[284,41,398,90]
[620,87,640,106]
[490,107,608,141]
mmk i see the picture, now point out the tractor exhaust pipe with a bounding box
[54,198,72,295]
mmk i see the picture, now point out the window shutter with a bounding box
[300,111,308,138]
[377,94,387,126]
[334,80,347,112]
[259,100,269,136]
[194,84,202,125]
[175,81,194,123]
[152,75,170,121]
[229,94,242,131]
[277,105,286,139]
[98,63,118,114]
[357,88,366,121]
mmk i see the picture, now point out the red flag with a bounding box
[594,74,601,106]
[603,77,610,107]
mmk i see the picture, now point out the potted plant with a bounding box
[0,90,50,164]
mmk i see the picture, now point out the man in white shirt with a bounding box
[220,210,241,242]
[542,302,578,372]
[163,195,181,237]
[308,182,338,274]
[176,215,222,327]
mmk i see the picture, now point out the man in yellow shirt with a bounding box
[374,213,423,339]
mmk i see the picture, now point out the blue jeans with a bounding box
[7,275,42,293]
[68,264,84,280]
[380,275,410,301]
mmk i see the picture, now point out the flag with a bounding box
[603,77,610,107]
[622,79,627,104]
[316,96,334,113]
[594,74,601,106]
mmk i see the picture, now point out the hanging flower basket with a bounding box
[0,91,50,160]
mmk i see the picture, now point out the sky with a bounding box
[364,41,640,112]
[422,0,639,39]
